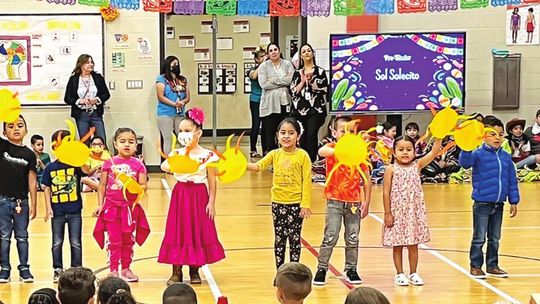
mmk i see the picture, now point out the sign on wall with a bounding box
[198,63,237,94]
[0,14,104,106]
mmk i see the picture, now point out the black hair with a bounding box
[104,289,136,304]
[31,134,44,145]
[161,55,186,83]
[483,115,504,129]
[297,43,317,69]
[57,267,96,304]
[90,136,109,150]
[391,135,416,164]
[3,114,27,131]
[113,128,137,141]
[51,130,71,148]
[28,288,60,304]
[253,47,266,61]
[536,109,540,118]
[529,7,533,12]
[162,283,198,304]
[266,43,284,59]
[277,117,302,147]
[377,121,395,135]
[405,122,419,131]
[97,277,132,304]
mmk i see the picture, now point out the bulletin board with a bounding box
[0,14,104,106]
[197,63,237,94]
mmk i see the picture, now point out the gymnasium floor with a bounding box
[0,170,539,303]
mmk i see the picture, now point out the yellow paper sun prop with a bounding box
[0,88,22,123]
[207,133,247,184]
[453,119,498,152]
[326,121,373,187]
[114,170,145,203]
[159,134,201,174]
[52,120,93,167]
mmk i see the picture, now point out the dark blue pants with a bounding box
[0,196,29,271]
[51,212,82,269]
[470,202,504,269]
[76,111,106,145]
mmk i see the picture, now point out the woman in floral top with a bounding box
[290,44,329,162]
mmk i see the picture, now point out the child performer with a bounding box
[158,108,225,285]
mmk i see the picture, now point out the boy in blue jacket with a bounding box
[459,116,519,279]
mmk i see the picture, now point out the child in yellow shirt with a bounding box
[248,117,312,269]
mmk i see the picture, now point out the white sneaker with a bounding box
[408,273,424,286]
[394,273,409,286]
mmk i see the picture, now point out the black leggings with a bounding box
[261,111,285,153]
[249,101,266,153]
[272,203,303,269]
[296,114,326,162]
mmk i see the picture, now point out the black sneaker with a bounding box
[313,268,326,286]
[53,268,63,283]
[346,269,362,284]
[19,267,34,283]
[0,268,10,283]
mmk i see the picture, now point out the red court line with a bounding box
[301,237,355,290]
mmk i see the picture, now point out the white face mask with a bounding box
[177,131,194,147]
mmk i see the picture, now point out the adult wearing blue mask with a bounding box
[156,56,191,155]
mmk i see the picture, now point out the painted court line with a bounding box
[368,213,521,304]
[430,226,540,231]
[301,238,355,290]
[161,178,224,302]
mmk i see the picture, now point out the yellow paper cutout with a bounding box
[52,120,93,167]
[325,121,373,187]
[159,135,201,174]
[454,120,485,152]
[207,133,247,184]
[0,88,22,123]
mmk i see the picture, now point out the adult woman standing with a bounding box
[290,44,328,162]
[258,43,295,152]
[247,47,267,158]
[64,54,110,142]
[156,56,190,155]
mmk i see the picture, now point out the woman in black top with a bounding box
[64,54,110,143]
[290,43,328,161]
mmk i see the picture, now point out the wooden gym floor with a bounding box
[0,171,539,304]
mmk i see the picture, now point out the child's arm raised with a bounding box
[160,158,171,173]
[383,166,394,228]
[247,151,274,172]
[206,167,217,221]
[318,143,335,158]
[28,170,37,220]
[417,138,443,170]
[93,170,108,217]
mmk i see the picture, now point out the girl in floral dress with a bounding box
[382,136,442,286]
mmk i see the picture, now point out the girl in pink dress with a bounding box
[93,128,150,282]
[158,108,225,285]
[382,135,442,286]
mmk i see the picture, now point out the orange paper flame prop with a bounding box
[326,121,373,187]
[0,89,22,123]
[52,120,93,167]
[207,133,248,184]
[159,134,201,174]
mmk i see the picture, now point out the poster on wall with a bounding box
[198,63,237,94]
[179,35,195,48]
[233,20,250,33]
[330,32,466,112]
[506,4,539,45]
[0,14,104,106]
[244,63,258,94]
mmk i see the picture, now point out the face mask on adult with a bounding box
[171,65,181,76]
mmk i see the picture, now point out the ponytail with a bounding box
[105,289,136,304]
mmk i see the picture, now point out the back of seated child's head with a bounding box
[344,287,390,304]
[274,262,312,303]
[162,282,197,304]
[103,289,136,304]
[97,277,132,304]
[58,267,96,304]
[28,288,60,304]
[51,130,71,150]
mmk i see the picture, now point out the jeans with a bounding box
[0,196,29,271]
[296,114,326,162]
[262,112,285,153]
[157,115,182,156]
[470,202,504,269]
[515,154,538,169]
[51,212,82,269]
[317,200,361,271]
[249,101,266,153]
[76,111,106,145]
